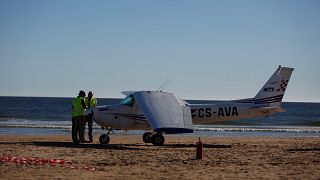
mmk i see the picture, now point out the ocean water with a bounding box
[0,96,319,137]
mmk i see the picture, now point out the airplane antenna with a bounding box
[157,79,169,92]
[157,79,173,92]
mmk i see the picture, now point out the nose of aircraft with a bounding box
[92,106,110,127]
[92,106,100,123]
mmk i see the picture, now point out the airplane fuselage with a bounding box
[93,101,270,131]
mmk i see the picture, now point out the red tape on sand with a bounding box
[0,155,95,171]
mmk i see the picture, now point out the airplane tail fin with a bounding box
[253,65,294,107]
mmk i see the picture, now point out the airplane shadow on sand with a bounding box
[0,141,142,151]
[31,141,145,150]
[30,142,232,150]
[0,141,231,150]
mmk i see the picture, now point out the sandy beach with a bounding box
[0,135,319,179]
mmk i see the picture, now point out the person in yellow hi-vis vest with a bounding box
[72,90,88,143]
[85,91,97,142]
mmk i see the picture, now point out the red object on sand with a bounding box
[55,159,65,165]
[196,137,203,160]
[0,155,95,172]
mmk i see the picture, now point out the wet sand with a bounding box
[1,135,320,179]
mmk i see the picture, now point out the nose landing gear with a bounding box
[99,127,113,145]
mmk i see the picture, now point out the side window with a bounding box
[120,96,135,107]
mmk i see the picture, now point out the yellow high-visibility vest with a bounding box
[72,97,86,117]
[85,97,97,108]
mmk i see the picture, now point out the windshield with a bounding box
[120,95,135,106]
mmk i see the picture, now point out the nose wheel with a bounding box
[142,132,165,146]
[99,134,110,144]
[99,127,113,145]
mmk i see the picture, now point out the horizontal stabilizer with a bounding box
[253,106,286,115]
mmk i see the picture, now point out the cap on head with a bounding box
[78,90,86,97]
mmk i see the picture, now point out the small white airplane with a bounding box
[93,66,294,146]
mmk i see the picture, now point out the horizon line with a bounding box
[0,95,319,103]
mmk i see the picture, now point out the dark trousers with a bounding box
[86,115,93,140]
[72,117,76,142]
[73,116,86,142]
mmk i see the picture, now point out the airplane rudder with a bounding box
[254,66,294,106]
[276,67,294,93]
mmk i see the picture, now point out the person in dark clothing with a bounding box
[72,90,88,143]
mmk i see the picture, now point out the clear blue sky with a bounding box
[0,0,319,102]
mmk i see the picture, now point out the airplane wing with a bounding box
[121,91,137,96]
[132,91,193,134]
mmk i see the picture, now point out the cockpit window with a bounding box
[120,95,135,106]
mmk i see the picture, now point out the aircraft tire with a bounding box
[151,133,165,146]
[99,134,110,144]
[142,132,152,143]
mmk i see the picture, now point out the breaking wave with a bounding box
[1,118,319,135]
[194,126,320,133]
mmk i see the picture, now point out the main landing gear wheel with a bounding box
[99,134,110,144]
[151,133,165,146]
[142,132,152,143]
